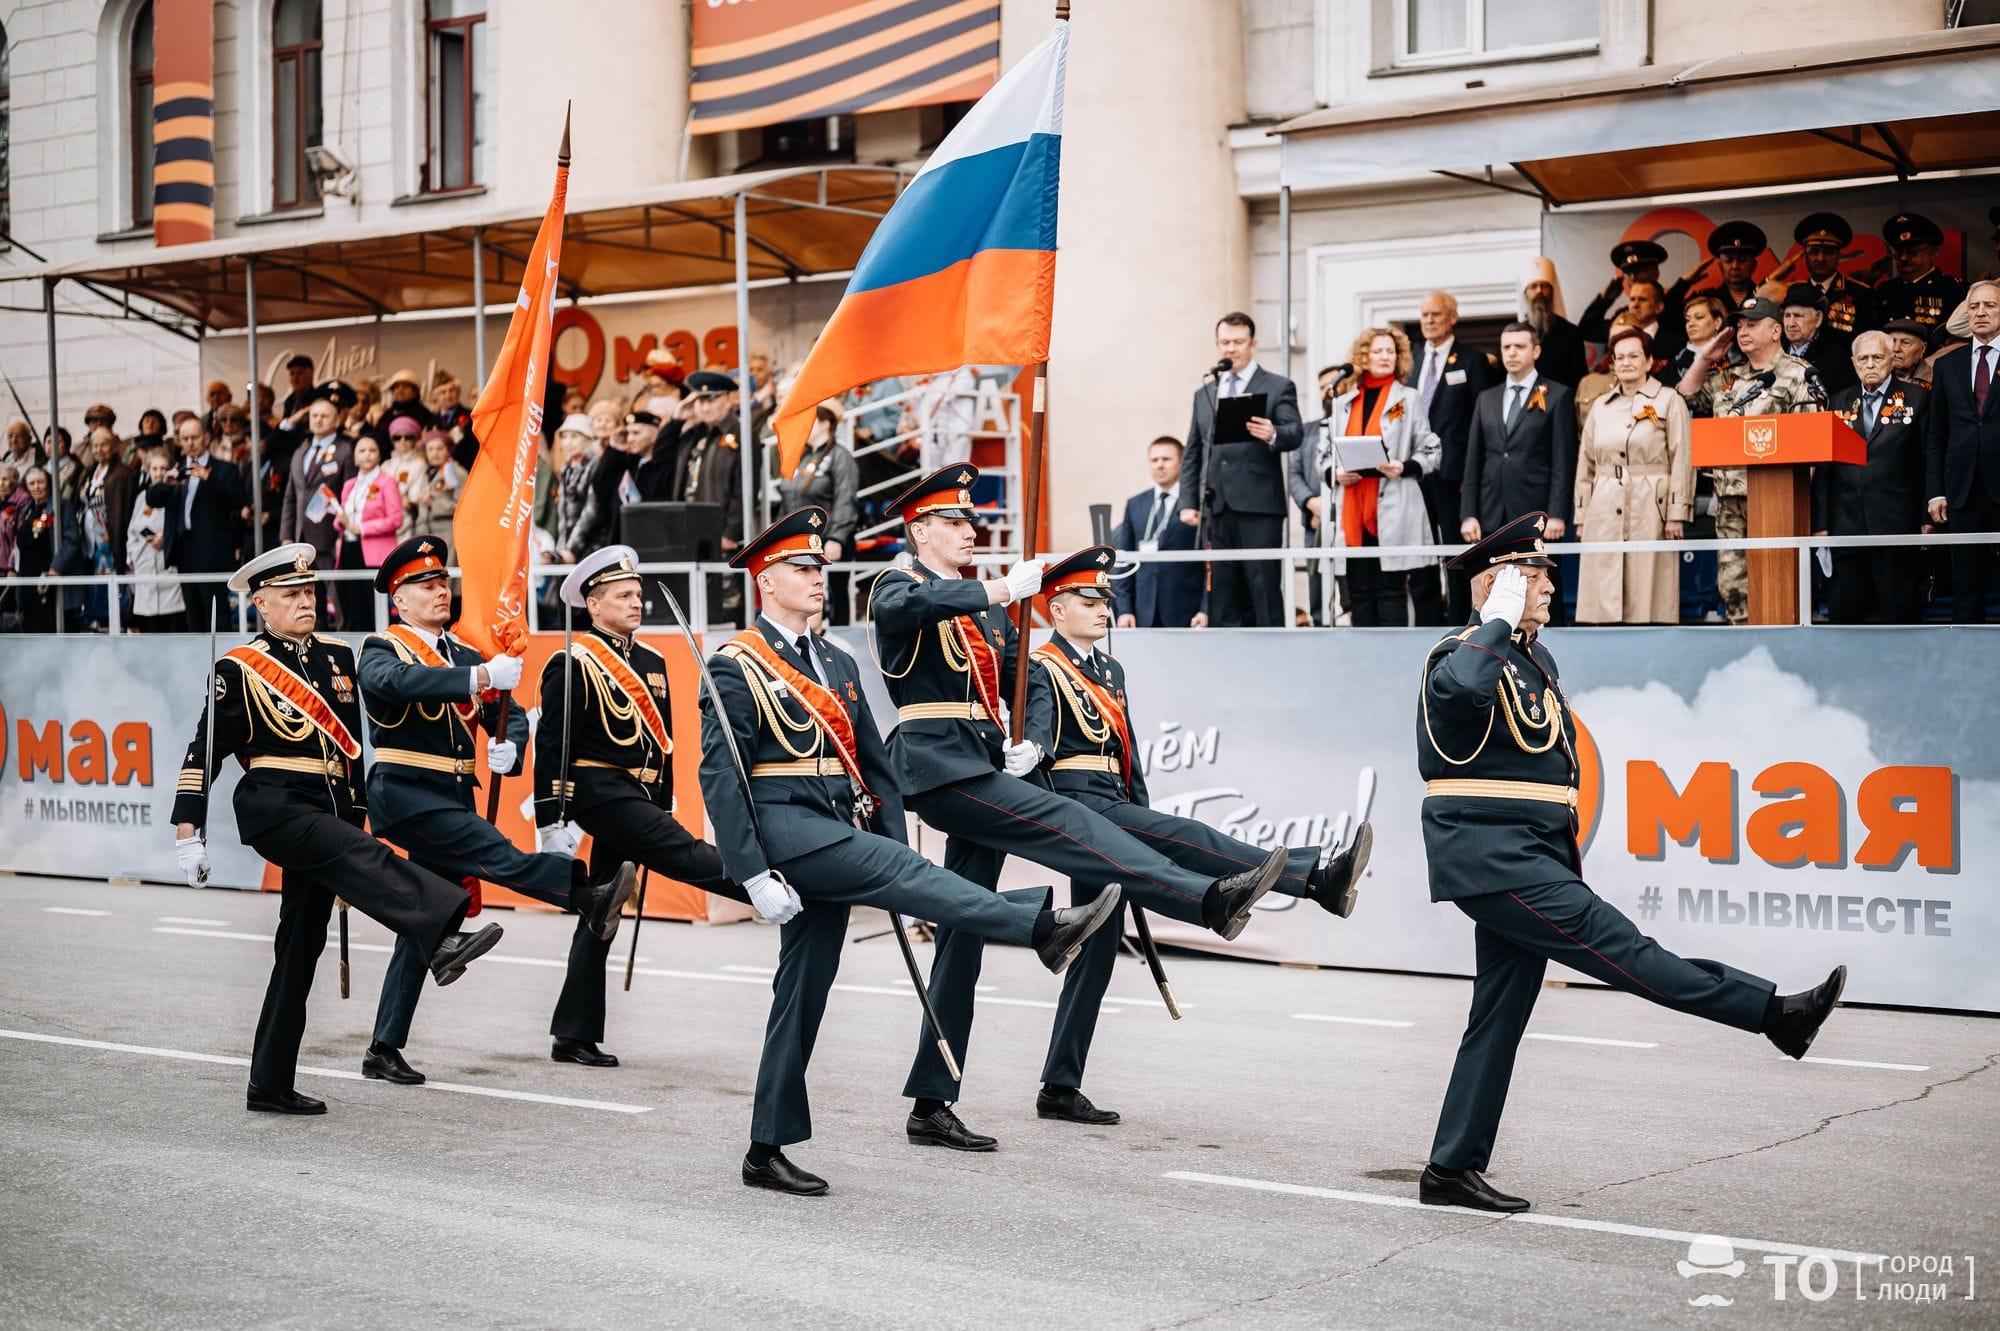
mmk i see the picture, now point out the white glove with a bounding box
[1001,558,1045,603]
[486,738,518,774]
[175,835,211,888]
[1002,739,1043,778]
[1484,565,1528,631]
[482,652,523,691]
[744,871,804,925]
[537,822,584,858]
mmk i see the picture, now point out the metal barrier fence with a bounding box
[3,534,1998,635]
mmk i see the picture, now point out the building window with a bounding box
[131,1,154,227]
[1401,0,1596,65]
[745,116,856,168]
[0,23,10,234]
[271,0,323,211]
[423,0,485,193]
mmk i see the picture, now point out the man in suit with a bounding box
[277,384,357,614]
[1414,514,1845,1213]
[1410,291,1501,621]
[1175,312,1304,626]
[1925,280,2000,622]
[1814,333,1930,623]
[152,415,246,633]
[1113,436,1204,628]
[1460,323,1577,625]
[1782,283,1857,395]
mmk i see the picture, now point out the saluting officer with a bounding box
[1021,546,1375,1122]
[1414,515,1846,1214]
[170,544,504,1116]
[532,544,746,1067]
[1875,212,1966,335]
[356,535,638,1085]
[1793,212,1875,336]
[871,466,1288,1153]
[700,508,1123,1196]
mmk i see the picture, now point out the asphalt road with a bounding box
[2,874,1993,1329]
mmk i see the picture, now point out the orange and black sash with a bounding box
[905,566,1002,719]
[382,625,479,722]
[1033,643,1132,789]
[574,634,672,755]
[225,645,361,758]
[720,631,877,804]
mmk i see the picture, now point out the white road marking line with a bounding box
[156,927,273,942]
[158,916,231,926]
[719,964,774,975]
[1164,1172,1887,1264]
[1107,996,1194,1010]
[1525,1033,1658,1048]
[0,1029,650,1114]
[1292,1013,1414,1028]
[1800,1056,1930,1072]
[43,906,111,917]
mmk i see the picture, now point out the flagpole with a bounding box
[1006,362,1048,742]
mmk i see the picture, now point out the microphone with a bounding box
[1207,357,1234,379]
[1728,369,1777,408]
[1324,362,1355,380]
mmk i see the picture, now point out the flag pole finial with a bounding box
[1055,1,1069,17]
[558,100,572,167]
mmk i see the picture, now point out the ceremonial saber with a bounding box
[624,867,650,992]
[1353,767,1377,845]
[657,579,960,1082]
[1128,906,1181,1020]
[337,898,350,999]
[199,602,218,846]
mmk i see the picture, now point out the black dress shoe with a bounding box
[1209,846,1288,941]
[906,1106,998,1151]
[1419,1164,1529,1213]
[361,1042,425,1085]
[551,1038,619,1067]
[1034,885,1123,975]
[1765,965,1847,1059]
[1309,822,1373,919]
[246,1083,327,1115]
[585,861,639,942]
[429,922,504,987]
[742,1152,830,1196]
[1036,1085,1121,1125]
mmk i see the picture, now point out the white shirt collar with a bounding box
[1506,369,1539,392]
[404,621,445,651]
[1425,336,1455,361]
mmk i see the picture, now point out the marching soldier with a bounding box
[1793,212,1875,336]
[356,536,638,1085]
[1875,212,1966,336]
[1414,515,1846,1213]
[1676,295,1823,624]
[170,544,503,1116]
[532,544,747,1066]
[699,508,1124,1196]
[1021,547,1375,1121]
[1688,220,1766,313]
[872,466,1288,1152]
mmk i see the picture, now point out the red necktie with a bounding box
[1977,345,1992,413]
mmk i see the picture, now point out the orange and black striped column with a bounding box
[152,0,214,245]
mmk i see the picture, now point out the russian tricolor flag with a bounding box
[773,18,1067,475]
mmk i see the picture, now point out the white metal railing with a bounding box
[6,535,1997,636]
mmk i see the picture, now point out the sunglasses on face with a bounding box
[392,433,417,441]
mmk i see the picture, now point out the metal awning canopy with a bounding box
[1272,27,2000,205]
[0,164,903,330]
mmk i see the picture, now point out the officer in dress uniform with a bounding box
[356,535,639,1085]
[1020,546,1376,1121]
[699,508,1124,1196]
[871,466,1289,1151]
[170,543,504,1116]
[668,370,750,622]
[1793,212,1875,335]
[1579,240,1686,365]
[1688,220,1766,313]
[1414,515,1847,1213]
[531,544,748,1066]
[1875,212,1966,336]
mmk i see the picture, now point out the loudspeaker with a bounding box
[622,502,725,627]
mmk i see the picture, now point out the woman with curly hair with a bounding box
[1324,325,1443,625]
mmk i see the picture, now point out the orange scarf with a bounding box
[722,631,876,803]
[1340,377,1394,547]
[573,634,672,755]
[1033,643,1132,792]
[384,625,479,722]
[225,645,361,758]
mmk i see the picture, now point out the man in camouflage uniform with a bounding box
[1676,296,1824,624]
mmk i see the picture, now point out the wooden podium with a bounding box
[1690,411,1867,625]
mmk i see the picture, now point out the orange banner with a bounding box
[454,130,569,658]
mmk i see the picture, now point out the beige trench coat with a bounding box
[1574,378,1692,624]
